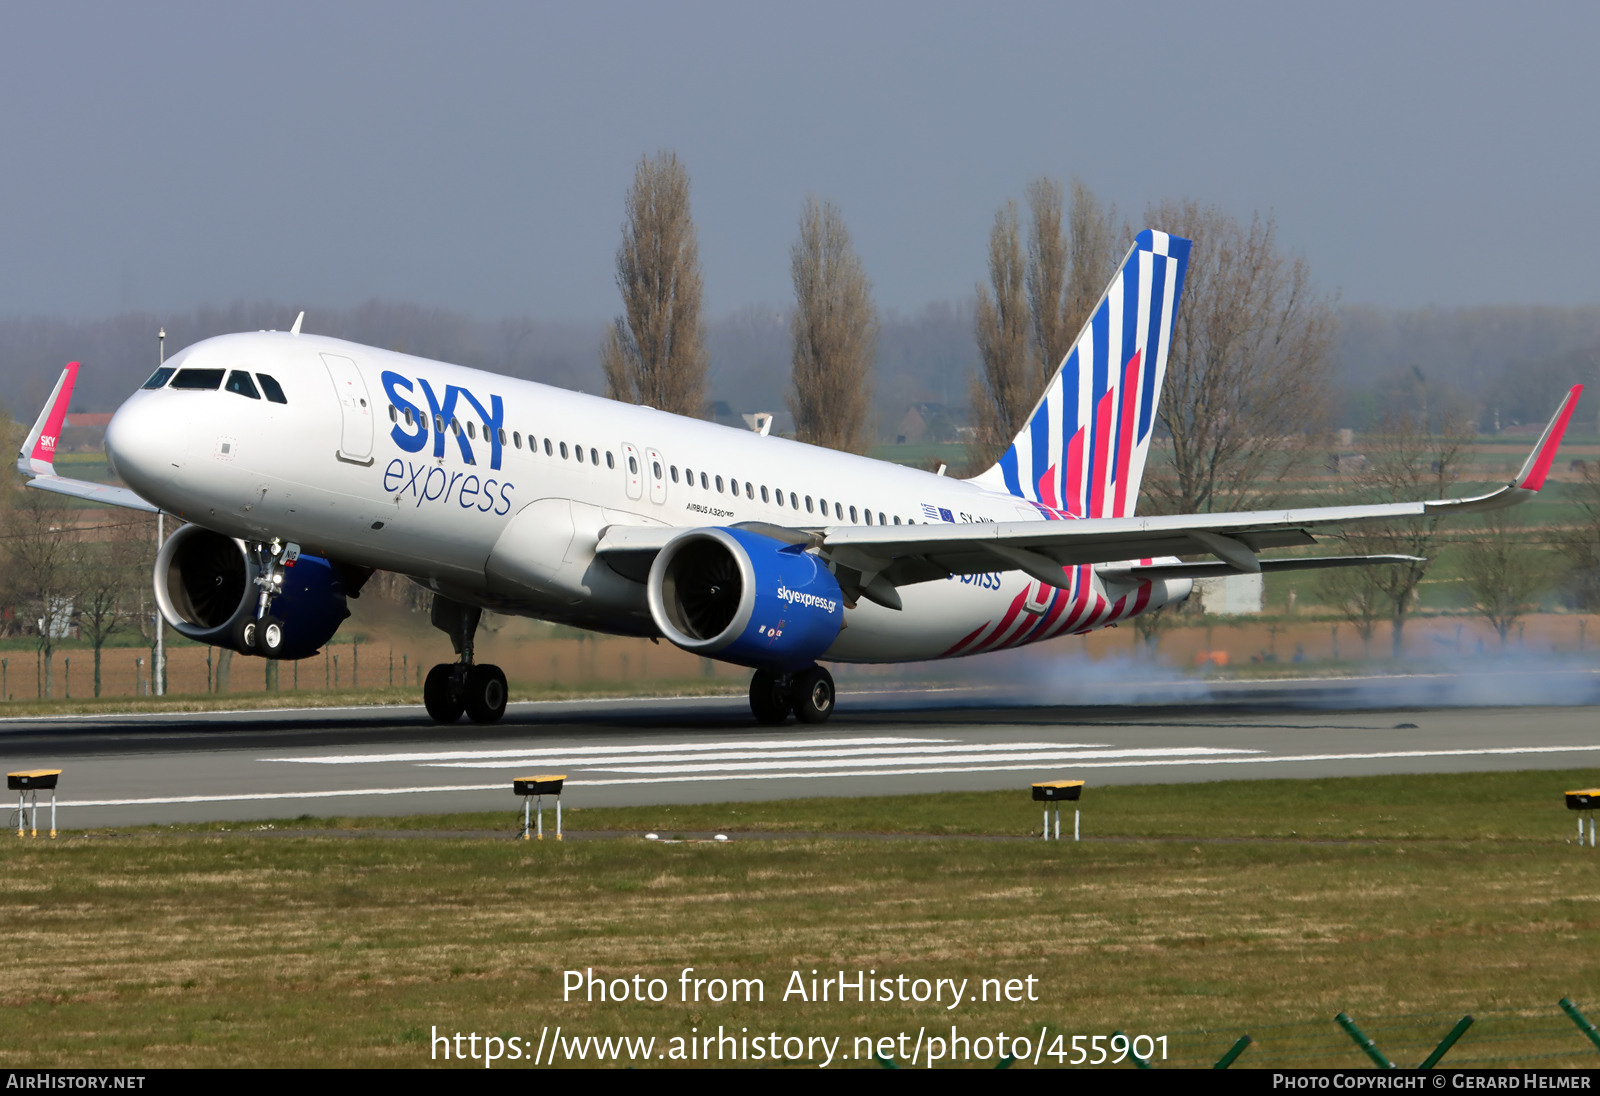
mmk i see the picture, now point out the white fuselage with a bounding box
[106,332,1170,663]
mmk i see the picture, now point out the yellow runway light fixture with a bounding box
[1566,789,1598,847]
[9,770,61,839]
[516,775,567,841]
[1033,780,1083,842]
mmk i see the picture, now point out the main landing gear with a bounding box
[749,665,836,726]
[423,596,508,724]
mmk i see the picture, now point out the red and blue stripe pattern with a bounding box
[988,229,1190,521]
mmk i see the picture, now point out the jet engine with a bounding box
[153,524,349,659]
[646,527,843,671]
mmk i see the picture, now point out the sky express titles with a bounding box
[382,370,506,470]
[381,370,514,514]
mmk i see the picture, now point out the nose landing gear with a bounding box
[749,665,835,725]
[423,596,509,724]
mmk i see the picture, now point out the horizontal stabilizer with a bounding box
[1098,554,1423,585]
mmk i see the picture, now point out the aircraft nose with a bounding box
[106,395,182,499]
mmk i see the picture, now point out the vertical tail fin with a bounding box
[17,362,78,476]
[968,230,1190,519]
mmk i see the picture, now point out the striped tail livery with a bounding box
[970,229,1191,519]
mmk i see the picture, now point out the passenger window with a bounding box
[775,489,785,508]
[746,482,754,500]
[805,496,814,513]
[170,368,225,390]
[544,438,553,456]
[387,405,397,422]
[893,515,901,525]
[142,367,175,390]
[628,455,638,474]
[560,442,569,459]
[499,428,507,445]
[865,510,873,525]
[671,466,680,483]
[451,418,461,436]
[701,472,709,490]
[404,408,415,426]
[608,452,616,470]
[715,475,724,493]
[256,374,288,404]
[590,448,599,465]
[879,512,886,525]
[435,414,445,433]
[513,431,521,449]
[835,502,843,519]
[576,446,585,464]
[849,506,858,522]
[653,461,662,479]
[790,492,797,509]
[819,497,827,514]
[468,421,477,440]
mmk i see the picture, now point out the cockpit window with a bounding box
[142,367,175,390]
[256,374,288,404]
[170,368,225,390]
[225,370,260,399]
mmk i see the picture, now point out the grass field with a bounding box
[3,769,1599,1069]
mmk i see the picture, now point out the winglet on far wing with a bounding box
[1424,383,1583,516]
[17,362,78,476]
[1512,383,1583,491]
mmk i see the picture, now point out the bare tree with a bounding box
[788,197,878,454]
[1324,408,1471,657]
[972,179,1125,471]
[8,491,74,698]
[1317,566,1384,659]
[1458,509,1552,645]
[73,514,150,697]
[968,201,1030,467]
[1554,460,1600,608]
[600,151,709,417]
[1143,202,1336,515]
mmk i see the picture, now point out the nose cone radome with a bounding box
[106,395,183,503]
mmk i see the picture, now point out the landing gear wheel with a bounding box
[233,615,259,655]
[423,663,465,723]
[792,666,836,724]
[255,615,285,658]
[463,664,508,724]
[749,669,791,725]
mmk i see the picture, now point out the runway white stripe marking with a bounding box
[58,744,1600,809]
[265,736,948,765]
[428,746,1252,774]
[418,742,1117,769]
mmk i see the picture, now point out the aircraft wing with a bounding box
[16,362,160,513]
[597,385,1581,607]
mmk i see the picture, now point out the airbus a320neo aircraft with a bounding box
[15,231,1582,725]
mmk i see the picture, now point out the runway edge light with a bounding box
[515,775,567,841]
[1565,788,1599,848]
[1032,780,1083,842]
[9,770,62,839]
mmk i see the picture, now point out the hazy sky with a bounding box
[3,2,1597,322]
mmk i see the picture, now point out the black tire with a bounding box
[423,663,465,723]
[463,664,508,724]
[233,615,259,656]
[256,615,285,658]
[792,666,836,724]
[749,669,791,725]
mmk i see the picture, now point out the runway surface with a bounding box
[2,671,1597,828]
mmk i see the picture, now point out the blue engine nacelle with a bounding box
[646,527,843,671]
[153,524,350,660]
